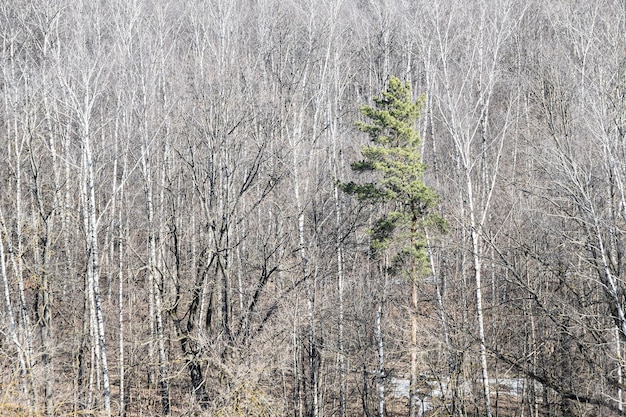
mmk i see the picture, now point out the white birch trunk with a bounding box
[142,144,170,414]
[333,177,347,417]
[466,171,493,417]
[290,46,318,417]
[329,38,347,416]
[81,96,111,416]
[2,31,35,407]
[616,325,623,412]
[294,151,318,417]
[11,127,36,409]
[157,138,171,414]
[118,219,126,417]
[0,210,28,386]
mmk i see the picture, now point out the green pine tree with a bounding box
[340,76,444,275]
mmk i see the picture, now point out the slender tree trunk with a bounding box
[330,60,347,416]
[77,262,90,411]
[295,159,319,417]
[292,311,303,417]
[466,171,493,417]
[409,221,419,417]
[10,128,36,411]
[426,231,454,387]
[2,32,36,410]
[333,179,347,417]
[118,221,126,417]
[157,146,171,415]
[39,223,54,417]
[616,325,623,412]
[376,295,385,417]
[409,277,418,417]
[116,143,129,417]
[290,50,318,417]
[40,54,60,415]
[82,104,111,417]
[142,145,170,415]
[0,210,28,391]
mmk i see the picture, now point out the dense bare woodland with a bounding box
[1,0,626,416]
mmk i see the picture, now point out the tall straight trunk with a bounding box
[374,245,387,417]
[293,300,303,417]
[431,5,514,415]
[0,210,28,391]
[142,146,170,414]
[525,268,540,417]
[426,231,454,400]
[376,295,385,417]
[38,219,54,417]
[466,173,493,417]
[157,148,171,415]
[409,281,418,417]
[424,86,461,415]
[3,33,35,409]
[290,46,318,417]
[409,221,419,417]
[154,263,169,415]
[328,37,348,416]
[616,325,623,412]
[10,124,36,410]
[118,220,126,417]
[139,87,156,391]
[116,145,129,417]
[38,308,53,413]
[333,182,346,417]
[155,31,173,410]
[294,153,318,417]
[77,261,89,412]
[82,107,111,417]
[40,57,60,415]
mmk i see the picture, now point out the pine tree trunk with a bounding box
[409,279,418,417]
[376,300,385,417]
